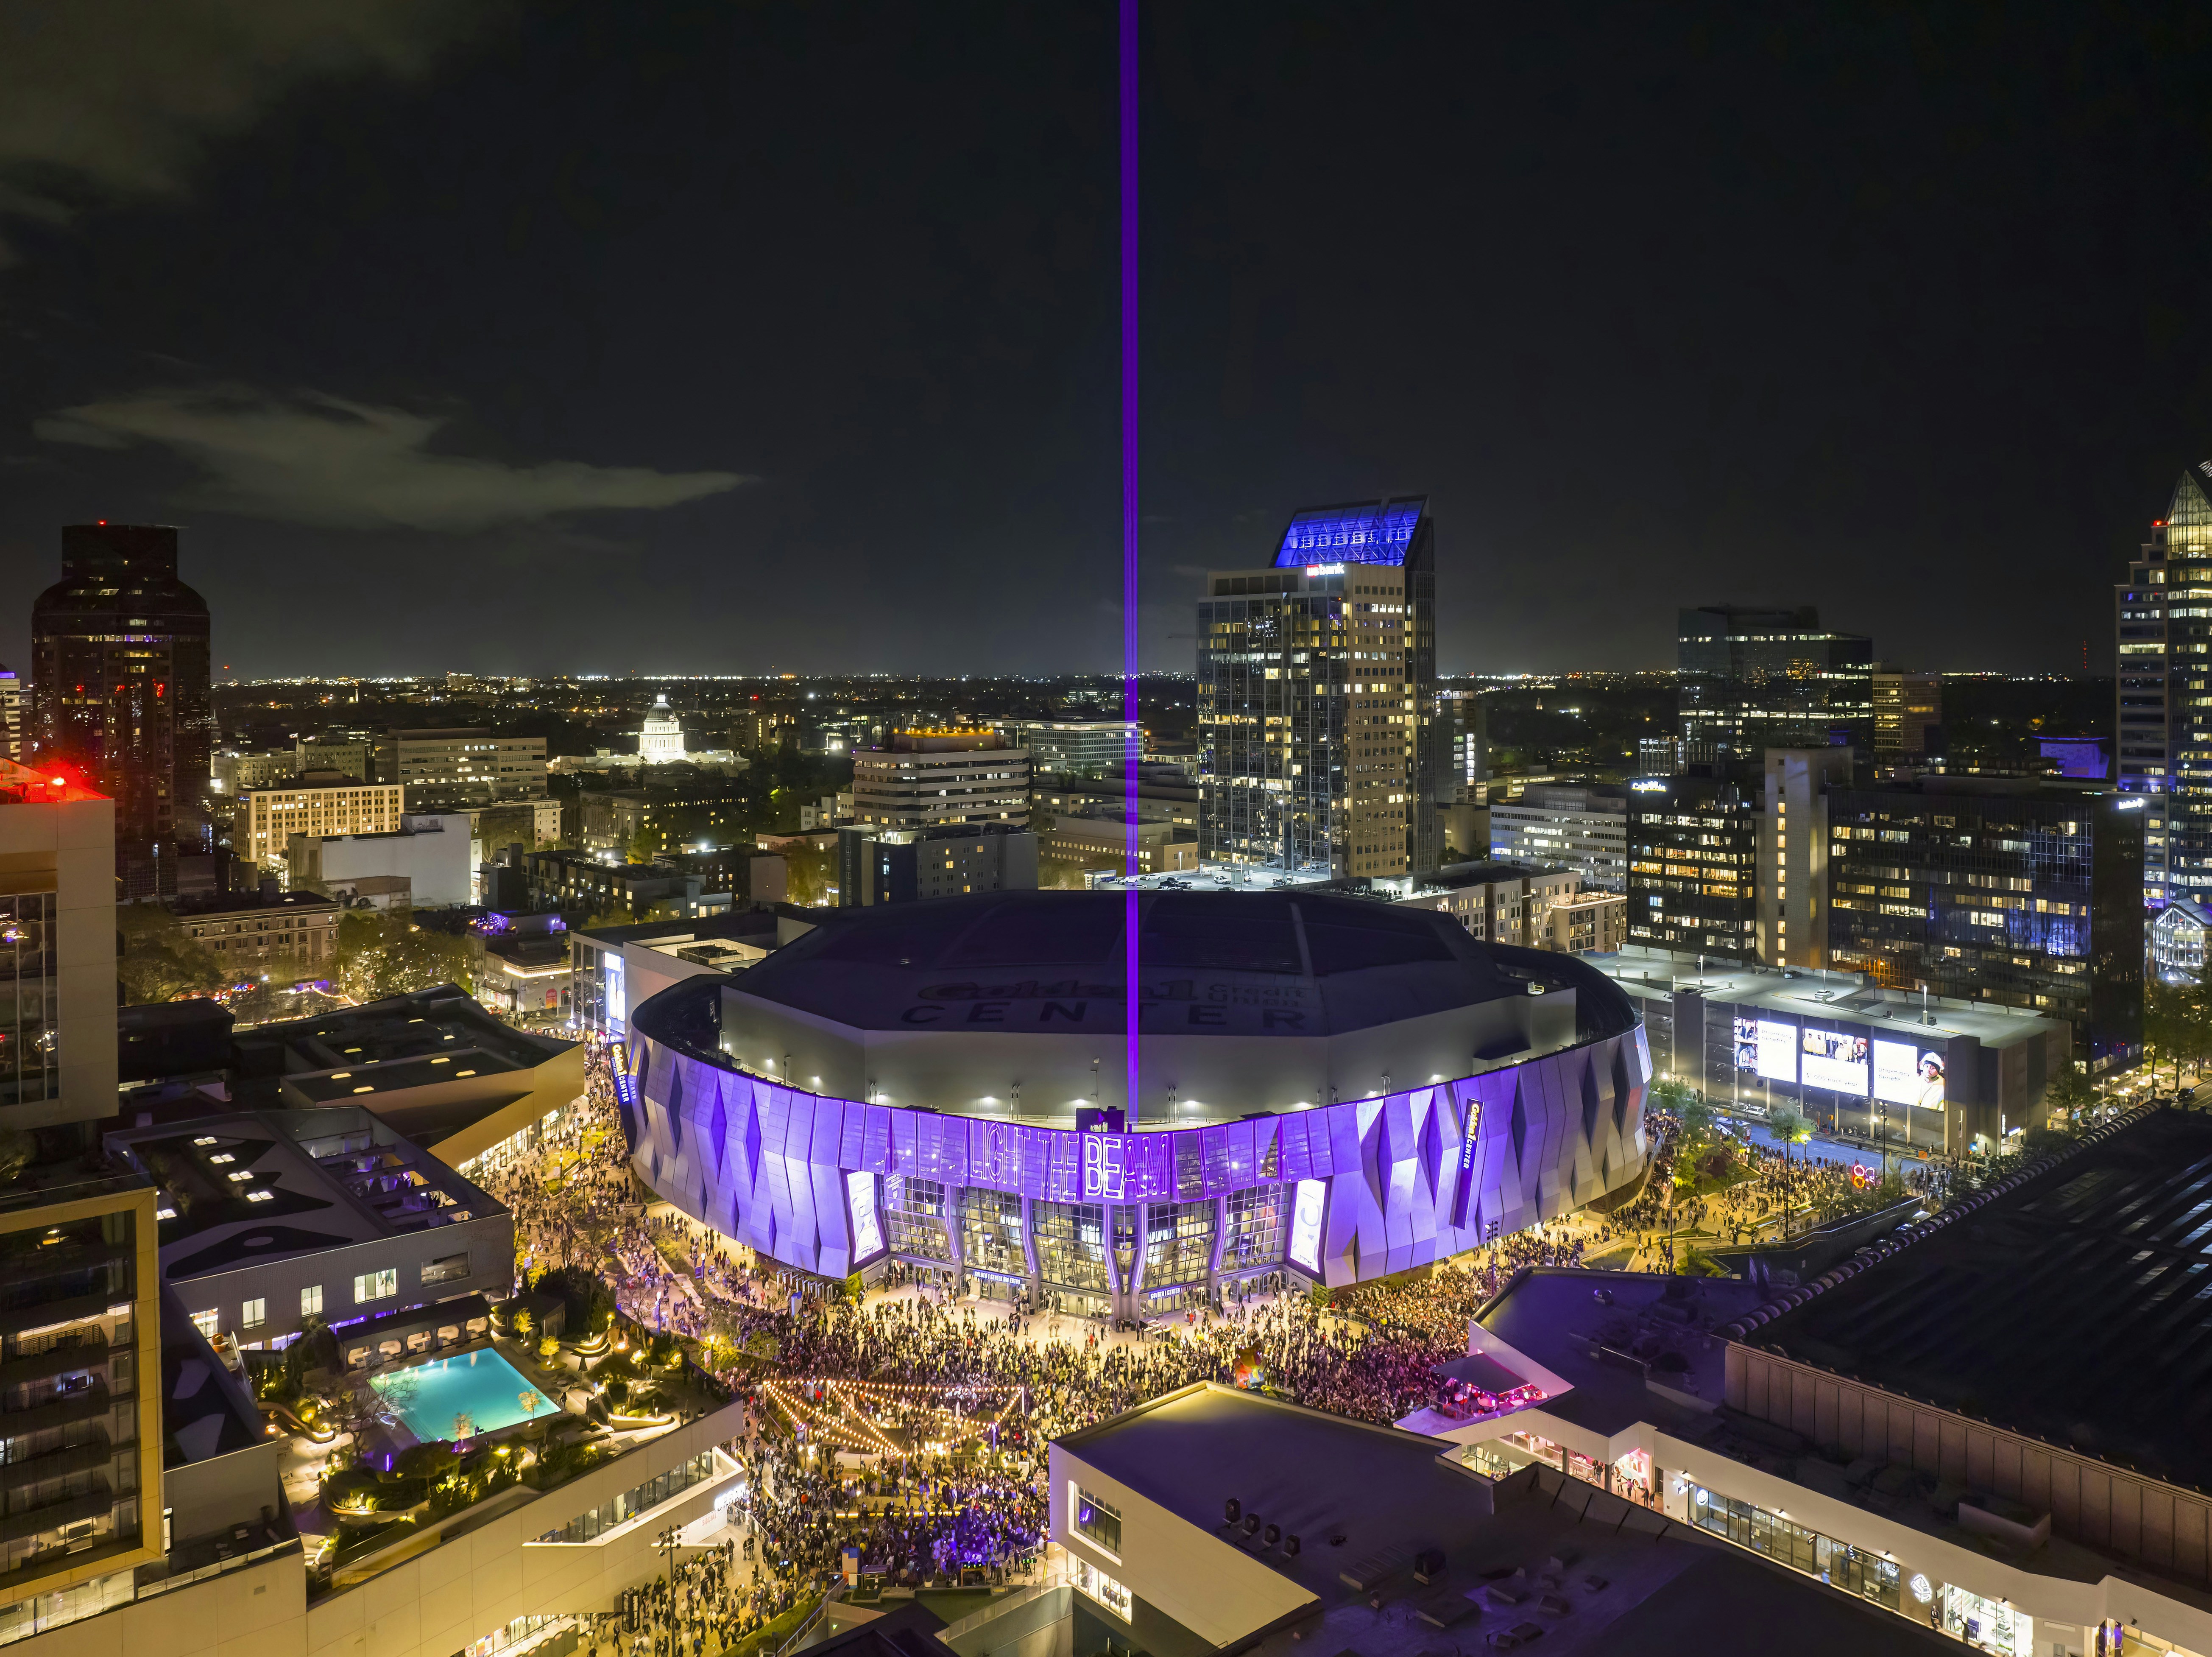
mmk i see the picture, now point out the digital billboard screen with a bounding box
[1288,1179,1327,1276]
[1755,1020,1798,1084]
[1801,1028,1869,1095]
[1734,1017,1758,1073]
[845,1170,884,1262]
[1873,1040,1947,1109]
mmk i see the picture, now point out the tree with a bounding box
[117,904,226,1004]
[784,838,837,907]
[2044,1060,2098,1126]
[2145,981,2203,1090]
[1767,1108,1815,1238]
[625,822,661,865]
[333,910,475,1000]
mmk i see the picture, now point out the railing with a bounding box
[767,1587,839,1657]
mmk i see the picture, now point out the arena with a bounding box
[623,890,1651,1313]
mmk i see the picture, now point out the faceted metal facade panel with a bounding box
[625,1024,1651,1289]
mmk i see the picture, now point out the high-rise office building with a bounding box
[0,761,118,1127]
[29,525,212,899]
[1488,784,1629,891]
[1827,780,2144,1067]
[1676,605,1873,770]
[0,664,20,762]
[1755,747,1853,968]
[1872,668,1942,759]
[1626,774,1760,960]
[850,730,1030,831]
[1197,497,1437,878]
[2114,460,2212,906]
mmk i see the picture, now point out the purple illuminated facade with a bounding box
[622,972,1651,1312]
[1272,498,1427,568]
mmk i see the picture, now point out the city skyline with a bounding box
[5,8,2212,678]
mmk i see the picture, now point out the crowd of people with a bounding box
[478,1042,1975,1635]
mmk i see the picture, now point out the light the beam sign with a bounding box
[1082,1132,1126,1202]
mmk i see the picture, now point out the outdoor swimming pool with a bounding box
[370,1349,559,1441]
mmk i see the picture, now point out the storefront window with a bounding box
[1941,1585,2032,1657]
[1688,1484,1900,1612]
[1070,1556,1132,1621]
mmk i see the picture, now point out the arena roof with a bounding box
[728,889,1560,1039]
[1740,1107,2212,1492]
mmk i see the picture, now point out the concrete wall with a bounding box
[1728,1345,2212,1606]
[16,1546,307,1657]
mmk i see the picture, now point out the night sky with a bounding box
[3,2,2211,678]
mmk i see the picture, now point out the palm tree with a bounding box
[1768,1108,1815,1240]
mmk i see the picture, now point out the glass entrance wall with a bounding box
[1144,1201,1212,1288]
[884,1176,952,1261]
[1221,1185,1286,1274]
[1033,1202,1108,1294]
[961,1190,1026,1281]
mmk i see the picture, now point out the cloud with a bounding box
[36,385,751,531]
[0,0,495,237]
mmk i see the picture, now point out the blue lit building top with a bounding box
[1272,497,1427,568]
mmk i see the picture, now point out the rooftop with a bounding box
[107,1107,500,1277]
[1270,497,1428,569]
[1741,1107,2212,1494]
[1586,947,2064,1047]
[1452,1267,1770,1441]
[1060,1384,1945,1657]
[727,889,1626,1038]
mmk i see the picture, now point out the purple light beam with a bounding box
[1121,0,1141,1126]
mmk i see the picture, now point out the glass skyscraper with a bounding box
[1197,498,1437,878]
[1677,606,1874,769]
[2115,461,2212,905]
[29,525,212,899]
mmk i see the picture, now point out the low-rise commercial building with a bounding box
[1590,945,2071,1154]
[209,749,299,799]
[578,782,752,860]
[1419,1107,2212,1657]
[2151,893,2212,984]
[1050,1382,1941,1657]
[372,729,546,809]
[171,888,341,978]
[104,1107,513,1357]
[288,811,471,909]
[1400,861,1588,950]
[524,848,734,921]
[834,822,1039,905]
[1035,774,1198,832]
[568,911,779,1039]
[1004,720,1137,779]
[1038,816,1194,877]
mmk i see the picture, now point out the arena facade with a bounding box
[623,891,1651,1312]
